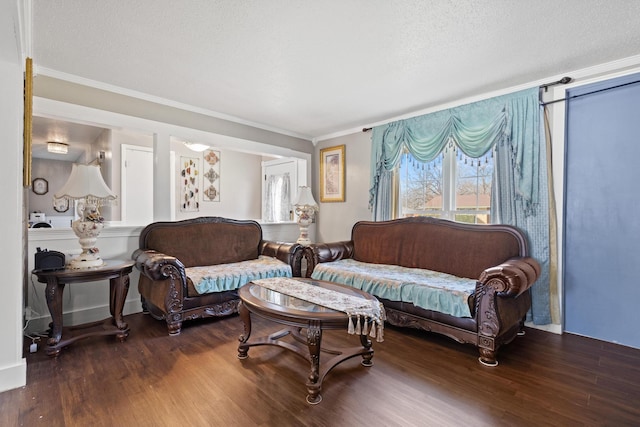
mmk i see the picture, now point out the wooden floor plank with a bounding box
[2,312,639,426]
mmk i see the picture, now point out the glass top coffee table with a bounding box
[237,278,379,404]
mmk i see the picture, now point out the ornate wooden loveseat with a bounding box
[306,217,540,366]
[132,217,304,335]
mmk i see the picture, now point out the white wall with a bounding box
[171,141,263,221]
[314,132,373,243]
[30,128,154,223]
[29,158,74,220]
[109,128,154,221]
[0,18,27,393]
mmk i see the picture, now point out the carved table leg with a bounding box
[109,273,131,340]
[45,278,64,356]
[237,301,252,359]
[359,333,374,367]
[305,320,323,405]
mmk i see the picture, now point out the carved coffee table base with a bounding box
[237,301,374,405]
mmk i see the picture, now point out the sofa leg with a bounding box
[140,296,149,314]
[166,320,182,336]
[517,318,526,336]
[478,348,498,367]
[165,314,182,335]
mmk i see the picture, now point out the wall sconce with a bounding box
[293,186,318,246]
[53,164,117,269]
[47,141,69,154]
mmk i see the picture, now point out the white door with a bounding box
[121,144,154,224]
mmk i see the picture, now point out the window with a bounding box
[264,173,291,222]
[397,147,493,224]
[262,157,308,223]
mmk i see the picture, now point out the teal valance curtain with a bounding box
[370,88,540,215]
[369,87,551,325]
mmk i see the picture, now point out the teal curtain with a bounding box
[369,88,551,324]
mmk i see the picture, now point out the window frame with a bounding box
[395,148,492,224]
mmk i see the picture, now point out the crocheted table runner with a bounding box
[252,277,386,342]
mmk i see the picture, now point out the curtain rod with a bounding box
[541,78,640,106]
[539,76,572,106]
[362,77,575,132]
[540,76,572,92]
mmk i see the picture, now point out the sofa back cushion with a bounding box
[351,217,527,279]
[139,217,262,268]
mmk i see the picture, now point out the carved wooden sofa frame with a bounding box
[132,217,304,335]
[306,217,540,366]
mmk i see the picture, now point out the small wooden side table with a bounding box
[32,259,134,356]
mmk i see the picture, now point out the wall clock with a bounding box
[53,197,69,213]
[32,177,49,195]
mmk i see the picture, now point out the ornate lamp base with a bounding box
[296,223,312,246]
[68,219,105,269]
[296,212,314,246]
[67,252,105,269]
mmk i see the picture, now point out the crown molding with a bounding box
[313,54,640,143]
[33,53,640,145]
[14,0,32,62]
[35,67,313,142]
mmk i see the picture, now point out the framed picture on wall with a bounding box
[202,149,221,202]
[319,144,345,202]
[32,177,48,195]
[180,156,200,212]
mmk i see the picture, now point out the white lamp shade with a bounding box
[293,186,317,208]
[54,164,117,204]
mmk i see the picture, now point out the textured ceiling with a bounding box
[32,1,640,141]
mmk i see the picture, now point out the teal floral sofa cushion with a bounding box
[187,255,292,295]
[310,259,475,317]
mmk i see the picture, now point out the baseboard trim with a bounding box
[0,358,27,393]
[525,322,562,334]
[24,299,143,335]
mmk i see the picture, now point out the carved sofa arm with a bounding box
[132,248,187,288]
[477,256,541,298]
[260,241,304,277]
[475,256,541,364]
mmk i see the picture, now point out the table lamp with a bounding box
[53,164,117,269]
[293,186,318,246]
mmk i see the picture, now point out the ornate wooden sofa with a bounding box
[306,217,540,366]
[132,217,304,335]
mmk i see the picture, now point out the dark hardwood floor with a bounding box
[2,312,639,426]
